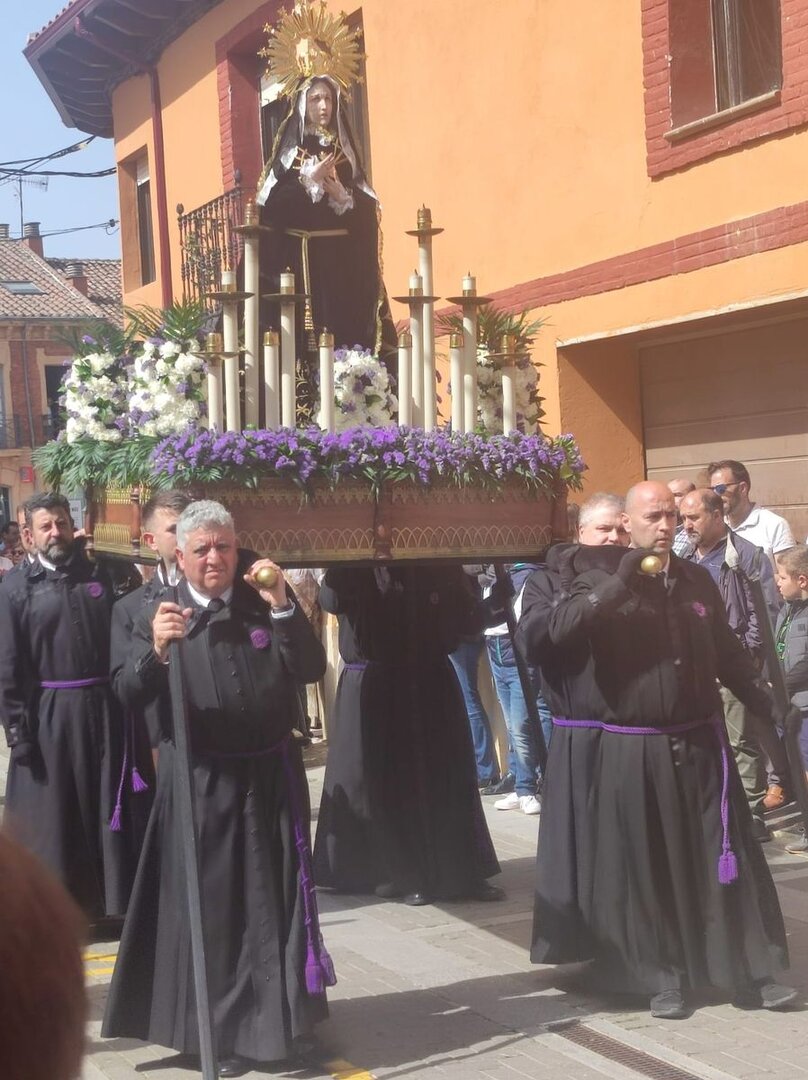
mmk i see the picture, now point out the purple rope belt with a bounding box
[553,715,739,886]
[39,676,109,689]
[200,731,336,996]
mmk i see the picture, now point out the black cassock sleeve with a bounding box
[547,570,631,646]
[271,598,327,685]
[113,602,168,712]
[0,585,31,748]
[515,568,560,664]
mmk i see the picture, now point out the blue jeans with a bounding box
[486,637,552,796]
[449,638,498,783]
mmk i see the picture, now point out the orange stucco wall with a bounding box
[110,0,808,494]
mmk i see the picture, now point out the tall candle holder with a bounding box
[262,329,280,429]
[406,206,443,430]
[263,269,310,427]
[446,275,492,434]
[392,272,439,430]
[192,332,239,432]
[234,200,273,428]
[397,330,413,427]
[490,332,522,435]
[204,272,253,433]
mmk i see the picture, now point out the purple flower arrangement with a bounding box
[150,425,585,494]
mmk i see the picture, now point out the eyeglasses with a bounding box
[710,482,742,495]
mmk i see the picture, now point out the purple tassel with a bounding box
[718,850,738,884]
[109,804,122,832]
[318,943,337,987]
[131,765,149,793]
[305,949,326,995]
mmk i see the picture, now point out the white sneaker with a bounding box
[519,795,541,816]
[495,792,520,811]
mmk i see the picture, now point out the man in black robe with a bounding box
[110,489,192,757]
[102,500,330,1078]
[516,480,795,1018]
[313,565,502,905]
[0,492,144,918]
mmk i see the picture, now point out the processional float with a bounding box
[76,4,577,1076]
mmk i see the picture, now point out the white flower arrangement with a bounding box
[61,334,207,443]
[333,347,397,431]
[127,338,207,437]
[61,345,127,443]
[475,345,540,433]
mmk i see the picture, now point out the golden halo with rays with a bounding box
[260,0,365,99]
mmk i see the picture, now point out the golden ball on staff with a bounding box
[252,565,279,588]
[640,555,663,576]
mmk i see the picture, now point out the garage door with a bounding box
[641,316,808,542]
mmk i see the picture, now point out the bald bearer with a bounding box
[517,481,795,1019]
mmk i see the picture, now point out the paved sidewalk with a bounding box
[4,740,808,1079]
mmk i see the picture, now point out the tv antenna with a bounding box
[0,172,49,237]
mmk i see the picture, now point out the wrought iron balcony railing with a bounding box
[177,186,245,308]
[0,416,23,450]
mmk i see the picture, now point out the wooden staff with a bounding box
[167,593,219,1079]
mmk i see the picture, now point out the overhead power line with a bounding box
[0,166,116,179]
[0,136,97,170]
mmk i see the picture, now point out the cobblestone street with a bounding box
[4,741,808,1080]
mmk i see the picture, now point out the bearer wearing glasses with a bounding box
[708,459,795,567]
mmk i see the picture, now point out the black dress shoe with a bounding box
[480,773,515,796]
[750,816,770,842]
[374,882,403,899]
[650,990,687,1019]
[404,892,431,906]
[466,881,506,902]
[218,1056,250,1078]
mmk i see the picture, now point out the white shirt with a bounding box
[728,505,795,560]
[185,580,296,619]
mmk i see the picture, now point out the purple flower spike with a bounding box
[87,582,104,599]
[250,627,271,650]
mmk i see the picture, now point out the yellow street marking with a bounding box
[84,952,118,962]
[325,1059,376,1080]
[86,965,116,976]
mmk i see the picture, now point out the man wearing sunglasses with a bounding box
[708,459,795,567]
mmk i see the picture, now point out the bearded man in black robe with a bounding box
[516,480,795,1019]
[102,501,330,1079]
[313,565,502,905]
[0,492,146,918]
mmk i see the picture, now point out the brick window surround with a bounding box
[642,0,808,177]
[216,1,281,194]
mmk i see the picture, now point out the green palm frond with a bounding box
[437,303,547,355]
[55,319,140,358]
[124,299,210,343]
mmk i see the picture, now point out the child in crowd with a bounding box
[774,545,808,854]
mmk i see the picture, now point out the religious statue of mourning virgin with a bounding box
[256,73,396,364]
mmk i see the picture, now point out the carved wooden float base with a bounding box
[89,480,567,565]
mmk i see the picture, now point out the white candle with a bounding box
[263,330,280,429]
[319,330,335,433]
[397,332,412,426]
[462,273,476,293]
[279,271,296,427]
[501,365,517,434]
[207,370,223,430]
[242,235,259,427]
[418,236,436,435]
[222,297,241,432]
[462,298,478,432]
[221,269,236,289]
[449,332,464,433]
[410,302,424,427]
[409,271,422,293]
